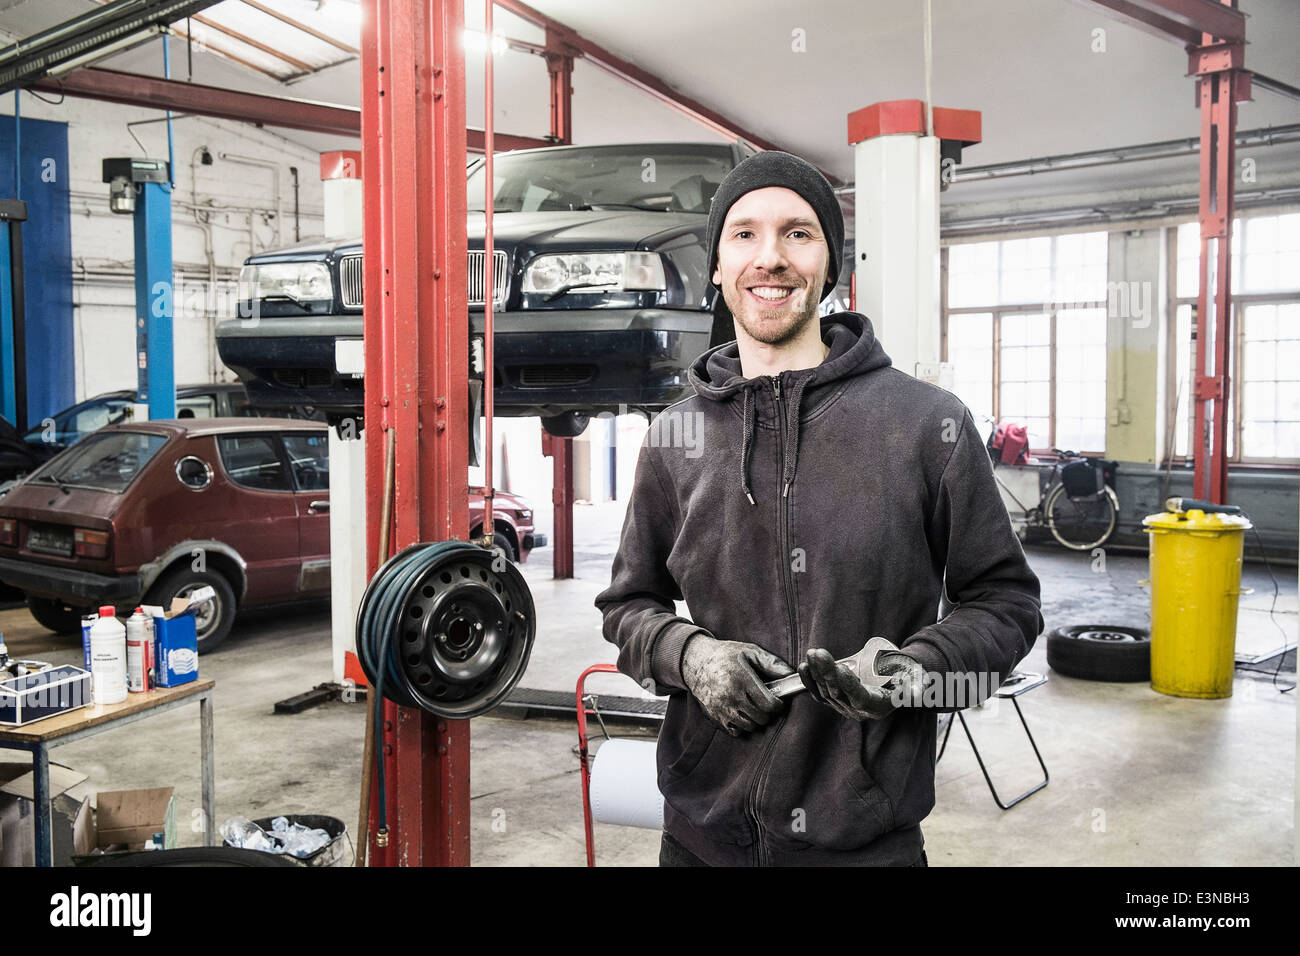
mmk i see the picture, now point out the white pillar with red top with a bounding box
[848,100,979,389]
[321,150,367,687]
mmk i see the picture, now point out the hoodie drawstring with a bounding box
[781,377,808,499]
[741,385,757,505]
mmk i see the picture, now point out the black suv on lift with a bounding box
[215,142,764,437]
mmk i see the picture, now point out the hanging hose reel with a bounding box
[356,540,536,719]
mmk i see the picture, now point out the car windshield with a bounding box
[23,395,134,448]
[466,145,734,214]
[31,431,168,493]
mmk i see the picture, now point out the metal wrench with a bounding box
[765,637,901,699]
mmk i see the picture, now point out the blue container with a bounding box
[153,612,198,687]
[81,615,95,671]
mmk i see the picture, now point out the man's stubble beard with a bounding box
[723,282,821,348]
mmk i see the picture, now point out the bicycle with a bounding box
[984,421,1120,551]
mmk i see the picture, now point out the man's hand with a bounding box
[798,648,925,720]
[681,634,794,736]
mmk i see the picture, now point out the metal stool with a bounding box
[936,671,1049,810]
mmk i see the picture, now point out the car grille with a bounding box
[468,250,509,307]
[339,255,363,308]
[337,251,507,308]
[516,365,596,388]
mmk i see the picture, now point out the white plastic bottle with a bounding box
[89,606,128,705]
[126,608,150,693]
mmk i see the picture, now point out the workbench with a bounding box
[0,679,215,866]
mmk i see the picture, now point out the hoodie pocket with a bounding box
[662,713,718,778]
[761,710,898,851]
[657,702,760,846]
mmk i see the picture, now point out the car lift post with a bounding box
[542,22,576,580]
[1079,0,1249,504]
[103,157,176,421]
[1188,9,1248,505]
[0,199,27,430]
[361,0,471,866]
[320,151,367,689]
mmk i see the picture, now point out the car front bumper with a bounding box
[215,308,712,416]
[0,555,142,606]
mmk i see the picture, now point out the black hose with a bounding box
[356,541,462,838]
[354,538,536,841]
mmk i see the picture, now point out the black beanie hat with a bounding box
[705,150,844,306]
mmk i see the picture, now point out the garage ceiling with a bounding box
[2,0,1298,200]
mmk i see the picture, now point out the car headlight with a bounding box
[238,261,333,304]
[521,252,666,295]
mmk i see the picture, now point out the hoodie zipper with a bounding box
[746,372,799,865]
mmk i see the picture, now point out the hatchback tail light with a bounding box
[74,528,110,559]
[0,519,14,547]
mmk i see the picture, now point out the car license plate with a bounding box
[335,338,364,377]
[27,526,72,557]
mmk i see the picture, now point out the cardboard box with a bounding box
[93,787,176,851]
[0,764,176,865]
[145,588,210,688]
[0,665,92,726]
[0,762,90,866]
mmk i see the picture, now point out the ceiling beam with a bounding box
[189,11,314,74]
[1070,0,1246,46]
[237,0,360,55]
[27,67,552,151]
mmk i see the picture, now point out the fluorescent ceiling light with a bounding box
[462,28,507,55]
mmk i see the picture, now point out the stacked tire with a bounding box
[1046,625,1150,682]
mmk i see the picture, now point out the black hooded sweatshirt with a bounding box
[594,311,1043,866]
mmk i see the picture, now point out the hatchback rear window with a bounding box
[33,431,168,493]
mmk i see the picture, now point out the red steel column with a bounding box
[1190,3,1249,504]
[362,0,471,867]
[542,432,575,578]
[544,25,574,145]
[543,25,576,578]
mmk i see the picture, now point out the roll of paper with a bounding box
[589,739,664,830]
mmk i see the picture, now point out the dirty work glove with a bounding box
[798,648,925,721]
[681,634,794,737]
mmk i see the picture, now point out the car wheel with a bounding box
[1046,625,1150,683]
[491,531,517,565]
[145,568,238,653]
[26,596,87,635]
[541,411,589,438]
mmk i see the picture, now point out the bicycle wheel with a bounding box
[1045,484,1119,551]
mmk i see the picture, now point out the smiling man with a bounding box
[595,150,1043,867]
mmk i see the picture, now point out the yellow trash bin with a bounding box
[1142,508,1253,699]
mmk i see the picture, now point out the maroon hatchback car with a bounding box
[0,419,543,651]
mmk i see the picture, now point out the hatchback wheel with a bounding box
[145,568,238,653]
[26,595,86,635]
[492,531,517,565]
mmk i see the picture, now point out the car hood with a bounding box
[0,482,123,526]
[469,489,530,512]
[256,210,706,263]
[467,210,703,248]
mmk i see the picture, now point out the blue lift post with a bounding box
[103,158,174,420]
[0,198,28,429]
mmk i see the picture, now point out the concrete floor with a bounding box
[2,500,1294,866]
